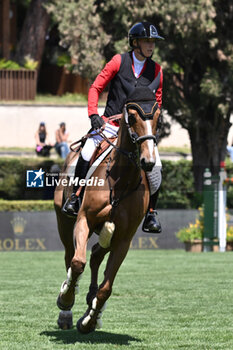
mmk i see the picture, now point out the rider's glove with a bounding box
[89,114,104,130]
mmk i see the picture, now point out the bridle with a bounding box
[124,100,158,144]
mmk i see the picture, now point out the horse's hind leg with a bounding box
[77,238,131,333]
[86,243,110,305]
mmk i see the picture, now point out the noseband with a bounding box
[124,100,158,144]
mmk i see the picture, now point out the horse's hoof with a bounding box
[57,294,74,311]
[76,316,96,334]
[57,310,73,330]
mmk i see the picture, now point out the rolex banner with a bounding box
[0,210,198,251]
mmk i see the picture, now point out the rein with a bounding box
[69,114,122,153]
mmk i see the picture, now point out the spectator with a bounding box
[35,122,52,157]
[55,122,70,159]
[227,142,233,161]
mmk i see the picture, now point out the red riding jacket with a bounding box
[88,51,163,126]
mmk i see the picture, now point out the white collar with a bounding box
[132,51,146,66]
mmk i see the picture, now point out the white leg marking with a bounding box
[145,120,155,162]
[99,221,115,248]
[60,267,82,295]
[82,296,107,329]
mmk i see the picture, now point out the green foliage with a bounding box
[23,55,38,70]
[1,157,233,210]
[45,0,110,80]
[0,157,198,208]
[35,93,88,105]
[176,205,233,242]
[176,207,204,242]
[0,58,38,70]
[0,59,21,69]
[159,160,198,208]
[0,199,53,211]
[44,0,233,190]
[56,53,71,67]
[0,158,63,200]
[176,223,202,242]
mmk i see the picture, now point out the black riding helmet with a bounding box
[129,22,164,48]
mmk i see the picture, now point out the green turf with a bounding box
[1,250,233,349]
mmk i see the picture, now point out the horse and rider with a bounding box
[55,21,164,332]
[62,21,164,234]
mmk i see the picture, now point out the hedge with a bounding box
[0,157,63,201]
[1,157,233,209]
[0,199,54,211]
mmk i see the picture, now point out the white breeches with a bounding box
[81,123,162,194]
[81,123,119,162]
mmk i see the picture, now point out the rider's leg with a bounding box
[142,188,162,233]
[142,146,162,233]
[62,136,96,217]
[62,123,119,217]
[62,154,90,216]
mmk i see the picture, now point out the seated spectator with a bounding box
[227,143,233,161]
[35,122,52,157]
[55,122,70,159]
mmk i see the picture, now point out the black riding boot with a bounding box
[62,155,90,217]
[142,190,162,233]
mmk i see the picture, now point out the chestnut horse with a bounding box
[54,83,161,333]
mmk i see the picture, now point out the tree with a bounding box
[45,0,110,80]
[157,0,233,190]
[46,0,233,191]
[14,0,50,68]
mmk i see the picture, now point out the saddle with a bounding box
[90,137,117,166]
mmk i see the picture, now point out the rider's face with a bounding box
[134,38,155,60]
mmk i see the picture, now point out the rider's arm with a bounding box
[88,54,121,117]
[154,63,163,109]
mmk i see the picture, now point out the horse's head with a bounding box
[123,81,161,172]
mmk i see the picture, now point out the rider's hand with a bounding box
[89,114,105,129]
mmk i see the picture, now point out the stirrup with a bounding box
[62,194,81,217]
[142,210,162,234]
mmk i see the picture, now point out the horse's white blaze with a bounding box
[145,120,155,162]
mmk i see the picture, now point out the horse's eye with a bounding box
[128,113,136,126]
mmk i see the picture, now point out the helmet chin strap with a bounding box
[133,39,153,59]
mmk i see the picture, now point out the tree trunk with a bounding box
[14,0,50,69]
[189,111,231,192]
[1,0,10,59]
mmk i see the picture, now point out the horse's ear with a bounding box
[148,72,161,94]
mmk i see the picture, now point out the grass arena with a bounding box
[1,249,233,350]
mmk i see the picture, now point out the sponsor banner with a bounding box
[0,210,198,251]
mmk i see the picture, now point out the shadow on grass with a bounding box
[41,328,141,345]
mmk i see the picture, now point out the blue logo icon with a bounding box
[26,168,45,188]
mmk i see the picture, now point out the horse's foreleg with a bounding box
[86,243,110,305]
[55,204,76,270]
[57,215,89,313]
[77,238,131,333]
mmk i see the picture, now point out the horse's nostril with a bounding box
[141,158,155,172]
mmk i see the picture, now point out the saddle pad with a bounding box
[66,140,116,180]
[85,140,117,180]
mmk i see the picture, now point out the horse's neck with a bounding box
[112,119,141,183]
